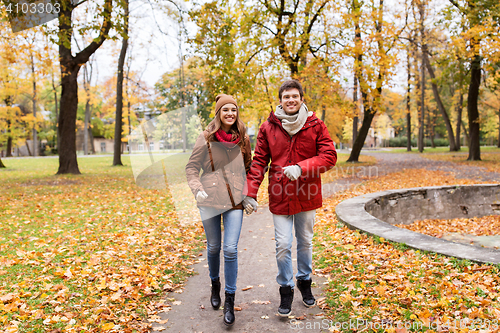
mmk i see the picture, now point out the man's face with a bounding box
[280,88,303,115]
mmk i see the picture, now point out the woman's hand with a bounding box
[196,190,209,203]
[243,196,258,214]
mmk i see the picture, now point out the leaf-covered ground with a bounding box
[315,168,500,333]
[399,215,500,238]
[0,157,205,333]
[422,151,500,174]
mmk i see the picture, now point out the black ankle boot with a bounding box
[210,278,221,310]
[278,286,294,317]
[223,292,235,326]
[297,279,316,308]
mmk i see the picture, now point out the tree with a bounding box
[155,57,212,121]
[347,0,404,162]
[447,0,500,160]
[0,106,31,156]
[246,0,332,76]
[55,0,115,174]
[113,0,129,166]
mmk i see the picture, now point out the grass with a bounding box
[384,146,500,154]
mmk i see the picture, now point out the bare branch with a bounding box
[448,0,466,15]
[73,0,113,65]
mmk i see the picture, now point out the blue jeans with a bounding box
[273,210,316,288]
[199,207,243,294]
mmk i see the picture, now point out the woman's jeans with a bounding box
[273,210,316,288]
[199,207,243,294]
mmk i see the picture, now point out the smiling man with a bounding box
[245,79,337,316]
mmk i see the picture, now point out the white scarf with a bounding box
[274,103,312,137]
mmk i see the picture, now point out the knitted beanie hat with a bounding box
[215,94,238,114]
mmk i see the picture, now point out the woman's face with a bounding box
[219,103,238,129]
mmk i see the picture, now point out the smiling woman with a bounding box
[185,93,253,327]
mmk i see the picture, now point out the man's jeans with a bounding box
[199,207,243,294]
[273,210,316,288]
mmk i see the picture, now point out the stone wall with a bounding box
[365,184,500,225]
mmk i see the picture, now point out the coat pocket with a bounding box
[230,174,245,205]
[297,176,321,202]
[200,172,219,200]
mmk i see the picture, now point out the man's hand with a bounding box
[196,190,208,203]
[242,196,258,214]
[283,165,302,181]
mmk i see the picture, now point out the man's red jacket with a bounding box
[246,111,337,215]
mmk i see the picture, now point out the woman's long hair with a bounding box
[206,107,246,147]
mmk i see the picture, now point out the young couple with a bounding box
[185,80,337,326]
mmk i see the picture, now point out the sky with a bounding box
[91,0,197,91]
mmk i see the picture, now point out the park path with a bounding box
[153,152,500,332]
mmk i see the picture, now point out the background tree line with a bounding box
[1,0,499,172]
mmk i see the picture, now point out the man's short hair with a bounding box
[279,79,304,100]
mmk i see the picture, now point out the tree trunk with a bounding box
[417,0,424,153]
[26,140,32,156]
[6,120,12,157]
[113,0,128,166]
[467,53,481,161]
[127,102,131,136]
[348,108,376,162]
[462,120,469,144]
[57,57,81,174]
[427,107,435,148]
[497,107,500,148]
[455,92,463,150]
[31,53,38,157]
[407,47,411,151]
[352,71,358,147]
[90,125,95,154]
[0,157,5,168]
[423,53,457,151]
[89,105,95,154]
[84,99,90,155]
[416,58,424,153]
[52,71,59,150]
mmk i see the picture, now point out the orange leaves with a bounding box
[399,215,500,239]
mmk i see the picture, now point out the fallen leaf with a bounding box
[153,326,165,331]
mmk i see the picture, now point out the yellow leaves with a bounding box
[101,322,115,330]
[374,285,387,297]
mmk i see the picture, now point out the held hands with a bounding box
[196,190,208,203]
[283,165,302,181]
[242,196,258,215]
